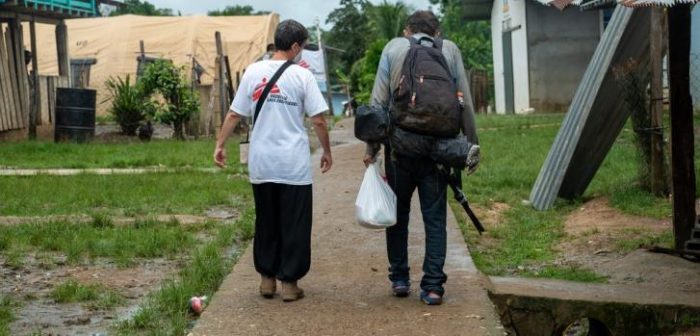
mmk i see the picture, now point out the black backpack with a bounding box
[391,36,461,137]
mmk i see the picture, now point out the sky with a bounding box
[146,0,436,29]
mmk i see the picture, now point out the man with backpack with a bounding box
[214,19,332,302]
[363,10,480,305]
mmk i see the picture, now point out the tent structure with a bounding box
[27,14,279,115]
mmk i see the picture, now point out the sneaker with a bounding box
[281,281,305,302]
[420,290,443,305]
[259,275,276,299]
[391,280,411,297]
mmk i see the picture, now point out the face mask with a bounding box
[292,45,303,63]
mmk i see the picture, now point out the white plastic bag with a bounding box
[355,161,397,229]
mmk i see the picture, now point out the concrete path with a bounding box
[191,121,504,336]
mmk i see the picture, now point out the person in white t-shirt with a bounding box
[214,19,332,302]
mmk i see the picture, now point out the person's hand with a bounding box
[214,147,227,168]
[363,154,376,167]
[466,145,480,175]
[320,151,333,173]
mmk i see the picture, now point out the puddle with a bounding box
[2,254,177,335]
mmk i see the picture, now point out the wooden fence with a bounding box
[37,75,69,125]
[0,21,30,132]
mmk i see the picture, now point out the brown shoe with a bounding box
[260,276,276,299]
[281,281,305,302]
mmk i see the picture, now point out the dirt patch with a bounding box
[2,253,177,336]
[552,197,700,291]
[564,197,670,236]
[467,202,511,250]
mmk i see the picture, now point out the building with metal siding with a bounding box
[462,0,603,114]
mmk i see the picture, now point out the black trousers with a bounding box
[252,183,313,282]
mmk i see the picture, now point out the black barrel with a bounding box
[55,88,96,143]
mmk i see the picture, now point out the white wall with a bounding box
[491,0,531,114]
[691,6,700,109]
[491,1,505,114]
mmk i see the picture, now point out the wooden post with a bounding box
[0,23,11,131]
[29,19,39,139]
[667,4,697,250]
[136,40,146,78]
[10,19,29,130]
[650,7,667,195]
[322,46,334,116]
[215,32,227,123]
[224,55,234,100]
[4,22,20,130]
[55,20,69,86]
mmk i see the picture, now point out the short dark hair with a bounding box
[406,10,440,36]
[266,43,276,52]
[274,20,309,51]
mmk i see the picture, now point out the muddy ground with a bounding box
[556,197,700,292]
[2,254,176,335]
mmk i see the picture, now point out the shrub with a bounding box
[105,75,149,136]
[140,60,199,140]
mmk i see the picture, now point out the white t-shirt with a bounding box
[231,60,328,185]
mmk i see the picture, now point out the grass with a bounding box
[51,279,124,310]
[0,139,245,170]
[614,228,674,253]
[0,296,16,336]
[0,217,215,267]
[115,207,255,336]
[524,266,608,283]
[0,135,256,334]
[0,172,251,217]
[452,113,700,282]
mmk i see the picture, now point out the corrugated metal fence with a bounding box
[529,6,651,210]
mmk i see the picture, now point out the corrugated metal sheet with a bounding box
[619,0,698,6]
[529,6,651,210]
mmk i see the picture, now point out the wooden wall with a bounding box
[0,20,30,133]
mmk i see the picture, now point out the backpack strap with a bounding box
[253,60,294,125]
[243,60,293,143]
[433,37,443,50]
[408,36,442,50]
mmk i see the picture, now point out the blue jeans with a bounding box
[385,150,448,295]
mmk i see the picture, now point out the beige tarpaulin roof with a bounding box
[28,14,279,114]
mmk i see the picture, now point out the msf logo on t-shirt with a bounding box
[297,60,310,69]
[252,77,281,102]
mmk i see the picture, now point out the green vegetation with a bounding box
[109,0,174,16]
[326,0,492,103]
[0,139,243,169]
[614,229,674,253]
[105,75,150,136]
[452,114,699,281]
[0,171,250,217]
[0,296,16,336]
[208,5,270,16]
[51,279,124,310]
[431,0,492,73]
[0,218,214,267]
[116,208,254,335]
[140,60,200,140]
[525,266,608,283]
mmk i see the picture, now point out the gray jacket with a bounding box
[366,33,479,156]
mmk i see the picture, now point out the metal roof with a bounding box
[460,0,493,21]
[538,0,699,9]
[0,0,122,19]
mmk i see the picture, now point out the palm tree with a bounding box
[368,1,411,41]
